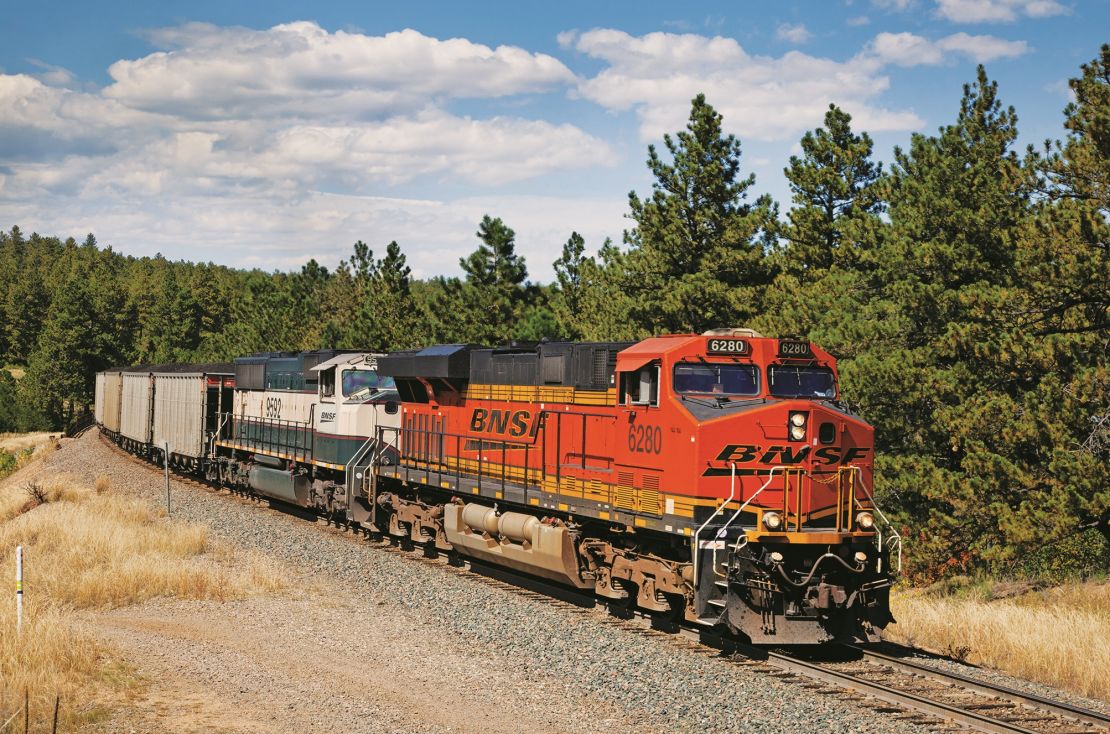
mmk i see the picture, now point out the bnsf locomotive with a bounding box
[95,328,899,644]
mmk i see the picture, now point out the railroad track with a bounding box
[97,432,1110,734]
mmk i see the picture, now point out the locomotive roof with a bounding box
[110,362,235,375]
[309,352,382,372]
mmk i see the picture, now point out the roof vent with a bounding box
[702,327,764,338]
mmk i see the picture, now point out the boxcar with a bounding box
[94,373,105,426]
[120,371,153,446]
[101,371,123,434]
[152,368,234,463]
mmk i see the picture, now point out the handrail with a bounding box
[726,465,786,552]
[844,465,903,572]
[344,434,380,497]
[691,462,736,587]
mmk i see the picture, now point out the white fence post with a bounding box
[15,544,23,633]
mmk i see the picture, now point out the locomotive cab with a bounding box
[607,330,896,643]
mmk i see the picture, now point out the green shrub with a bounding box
[1010,528,1110,583]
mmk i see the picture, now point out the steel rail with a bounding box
[850,646,1110,730]
[765,651,1043,734]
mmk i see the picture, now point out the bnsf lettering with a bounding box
[760,445,810,464]
[469,408,536,438]
[320,411,336,423]
[715,443,869,465]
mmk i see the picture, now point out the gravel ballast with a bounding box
[25,433,981,732]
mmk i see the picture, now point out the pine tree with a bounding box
[456,216,530,344]
[623,94,776,334]
[551,232,587,338]
[361,241,426,351]
[755,105,886,348]
[22,270,101,427]
[781,104,883,276]
[844,67,1038,575]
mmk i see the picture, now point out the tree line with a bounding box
[2,48,1107,580]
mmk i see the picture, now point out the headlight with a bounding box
[763,512,782,531]
[855,511,875,530]
[790,424,806,440]
[790,413,806,427]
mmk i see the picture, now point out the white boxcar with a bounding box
[94,373,105,425]
[102,372,123,433]
[120,372,153,444]
[153,373,209,459]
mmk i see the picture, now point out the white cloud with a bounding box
[872,0,916,9]
[867,31,1028,65]
[869,32,945,65]
[568,29,924,142]
[776,23,813,44]
[25,59,78,88]
[935,0,1067,22]
[847,16,872,26]
[0,22,620,280]
[104,22,575,121]
[0,190,627,281]
[935,32,1029,61]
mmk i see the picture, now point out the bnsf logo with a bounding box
[320,411,336,422]
[714,444,870,465]
[469,408,541,438]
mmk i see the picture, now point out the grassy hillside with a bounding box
[0,468,290,727]
[890,579,1110,702]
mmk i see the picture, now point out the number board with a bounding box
[778,339,813,358]
[706,338,750,356]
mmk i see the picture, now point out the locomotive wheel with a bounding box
[606,580,637,619]
[649,592,686,633]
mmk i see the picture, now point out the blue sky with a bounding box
[1,0,1105,281]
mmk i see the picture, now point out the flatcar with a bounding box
[96,328,900,645]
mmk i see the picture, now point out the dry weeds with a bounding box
[889,582,1110,702]
[0,470,291,727]
[0,432,56,454]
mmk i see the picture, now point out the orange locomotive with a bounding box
[372,328,899,644]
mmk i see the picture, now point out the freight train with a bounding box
[95,328,900,644]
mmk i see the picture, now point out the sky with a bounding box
[1,0,1106,282]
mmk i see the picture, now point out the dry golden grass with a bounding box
[0,471,291,726]
[889,582,1110,702]
[0,432,56,454]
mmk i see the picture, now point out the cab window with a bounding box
[320,367,336,399]
[621,364,659,407]
[673,362,759,396]
[342,370,395,398]
[768,366,836,399]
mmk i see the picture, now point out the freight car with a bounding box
[96,330,900,645]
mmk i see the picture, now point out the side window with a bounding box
[621,365,659,407]
[320,367,336,399]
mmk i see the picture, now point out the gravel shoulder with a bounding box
[35,432,957,733]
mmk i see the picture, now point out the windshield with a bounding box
[342,370,395,398]
[768,366,836,399]
[673,363,759,396]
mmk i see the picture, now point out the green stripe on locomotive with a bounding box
[233,420,367,467]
